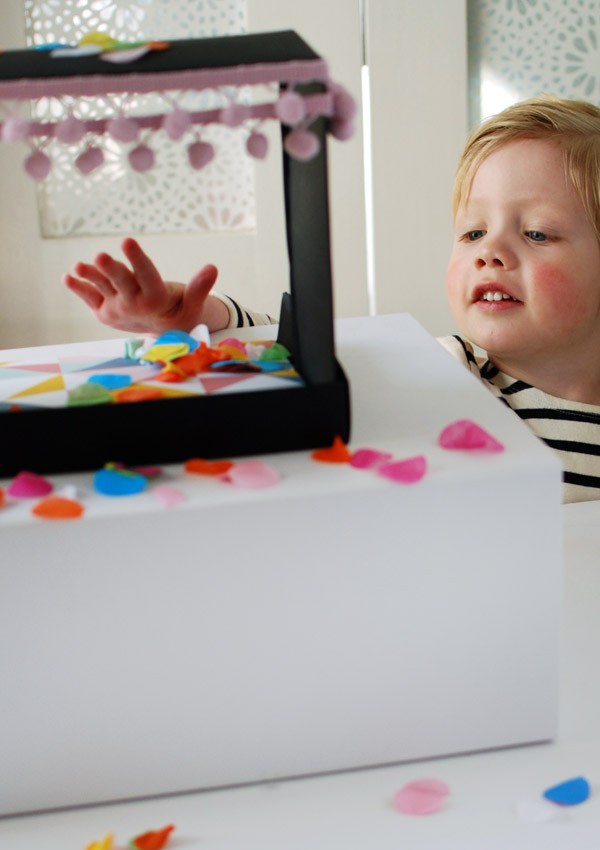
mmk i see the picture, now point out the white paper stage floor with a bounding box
[0,334,302,412]
[0,315,563,817]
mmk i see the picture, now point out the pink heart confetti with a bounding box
[222,460,281,489]
[393,778,450,815]
[378,455,427,484]
[349,448,393,470]
[438,419,504,452]
[7,470,54,499]
[152,485,186,509]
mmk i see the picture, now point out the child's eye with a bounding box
[464,230,485,241]
[526,230,548,242]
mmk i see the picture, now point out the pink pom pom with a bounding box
[108,116,140,143]
[163,108,191,140]
[275,91,306,126]
[220,103,246,127]
[329,118,355,141]
[128,144,155,172]
[2,116,30,141]
[187,140,214,170]
[55,116,86,144]
[246,131,268,159]
[283,128,320,161]
[24,150,51,180]
[332,85,357,121]
[75,146,104,175]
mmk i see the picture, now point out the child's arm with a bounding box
[63,237,231,335]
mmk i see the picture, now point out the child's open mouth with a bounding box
[479,291,520,302]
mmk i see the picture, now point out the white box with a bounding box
[0,314,562,815]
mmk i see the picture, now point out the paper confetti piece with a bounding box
[68,382,113,406]
[222,459,281,489]
[378,455,427,484]
[349,448,393,470]
[543,776,590,806]
[311,436,352,463]
[129,824,175,850]
[393,778,450,815]
[152,485,186,509]
[93,468,147,497]
[133,465,163,479]
[84,834,114,850]
[31,495,84,520]
[184,457,234,476]
[114,387,165,403]
[0,487,4,508]
[7,470,53,499]
[438,419,504,452]
[88,374,132,391]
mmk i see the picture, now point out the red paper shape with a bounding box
[311,435,351,463]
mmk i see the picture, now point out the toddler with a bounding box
[64,95,600,503]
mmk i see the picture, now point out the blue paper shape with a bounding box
[154,330,199,352]
[543,776,591,806]
[93,468,147,497]
[88,374,132,390]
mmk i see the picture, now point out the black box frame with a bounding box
[0,31,351,476]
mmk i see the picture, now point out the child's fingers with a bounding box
[63,274,104,311]
[72,262,118,298]
[94,252,141,299]
[120,237,164,296]
[185,264,219,305]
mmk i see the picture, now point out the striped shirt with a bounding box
[439,335,600,503]
[216,294,276,329]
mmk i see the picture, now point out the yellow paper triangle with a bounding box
[10,374,66,398]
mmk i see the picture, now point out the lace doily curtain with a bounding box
[23,0,253,237]
[469,0,600,123]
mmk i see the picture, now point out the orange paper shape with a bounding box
[130,824,175,850]
[115,387,165,403]
[311,436,351,463]
[31,495,84,520]
[184,457,233,476]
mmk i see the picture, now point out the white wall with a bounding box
[365,0,468,337]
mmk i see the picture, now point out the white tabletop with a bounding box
[1,319,595,848]
[2,502,598,850]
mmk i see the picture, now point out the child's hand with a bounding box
[63,237,229,335]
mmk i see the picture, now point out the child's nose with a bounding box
[474,235,516,270]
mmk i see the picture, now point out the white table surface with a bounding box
[1,319,595,849]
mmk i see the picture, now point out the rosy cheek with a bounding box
[532,262,588,321]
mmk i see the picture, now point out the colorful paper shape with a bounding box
[31,495,84,520]
[393,778,450,815]
[222,459,281,489]
[129,824,175,850]
[350,448,393,470]
[543,776,590,806]
[438,419,504,452]
[184,458,233,476]
[378,455,427,484]
[311,436,351,463]
[7,470,53,499]
[93,468,147,497]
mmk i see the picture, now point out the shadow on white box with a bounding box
[0,314,562,816]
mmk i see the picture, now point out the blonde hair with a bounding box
[453,95,600,241]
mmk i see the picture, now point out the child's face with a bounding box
[446,138,600,375]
